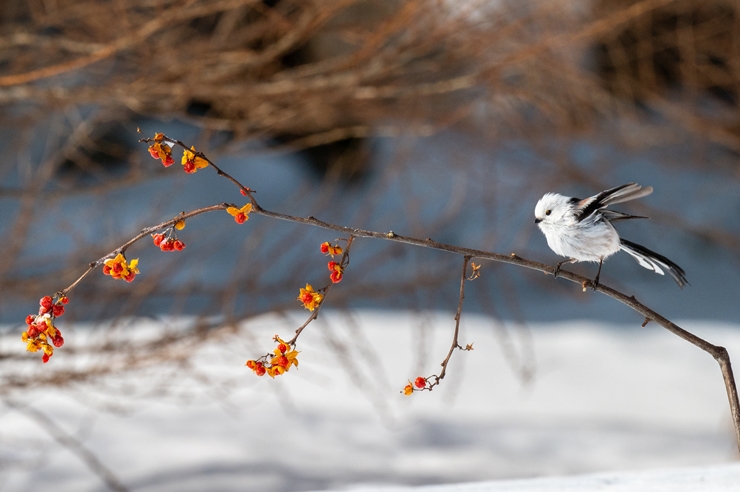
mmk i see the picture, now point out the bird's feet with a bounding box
[553,259,575,279]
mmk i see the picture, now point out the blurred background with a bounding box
[1,0,740,490]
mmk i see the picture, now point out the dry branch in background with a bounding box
[2,0,740,482]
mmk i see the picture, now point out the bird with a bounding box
[533,183,688,289]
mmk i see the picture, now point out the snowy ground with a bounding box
[1,311,738,491]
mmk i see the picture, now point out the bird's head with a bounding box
[534,193,572,226]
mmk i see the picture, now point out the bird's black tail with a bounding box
[619,239,688,288]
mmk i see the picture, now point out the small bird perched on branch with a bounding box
[534,183,688,289]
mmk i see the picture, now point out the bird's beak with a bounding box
[534,218,542,224]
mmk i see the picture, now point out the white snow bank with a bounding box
[338,463,740,492]
[1,312,738,491]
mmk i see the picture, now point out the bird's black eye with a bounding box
[545,210,551,216]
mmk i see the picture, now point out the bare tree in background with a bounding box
[1,0,740,487]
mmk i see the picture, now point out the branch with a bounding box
[44,134,740,452]
[287,235,356,346]
[432,256,472,388]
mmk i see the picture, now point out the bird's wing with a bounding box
[574,183,653,222]
[600,210,649,223]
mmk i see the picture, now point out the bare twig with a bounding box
[43,136,740,452]
[287,235,355,345]
[433,255,472,387]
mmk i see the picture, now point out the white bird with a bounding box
[534,183,688,289]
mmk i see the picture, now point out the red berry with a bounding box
[113,263,123,274]
[52,335,64,348]
[60,296,69,304]
[255,364,266,377]
[277,343,288,353]
[321,242,330,254]
[246,360,256,370]
[327,261,337,271]
[183,161,195,173]
[330,271,342,283]
[240,189,247,196]
[163,155,174,167]
[25,315,35,325]
[40,296,53,309]
[235,213,246,224]
[52,305,65,317]
[102,265,111,275]
[124,272,136,283]
[174,240,184,251]
[38,305,50,315]
[42,353,50,363]
[414,377,426,389]
[275,355,289,368]
[27,325,40,338]
[153,234,164,247]
[148,146,160,159]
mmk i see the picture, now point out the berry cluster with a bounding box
[226,203,252,224]
[246,336,300,378]
[327,261,343,283]
[403,377,429,395]
[181,146,209,174]
[297,283,324,311]
[320,241,345,283]
[22,295,67,363]
[152,220,187,252]
[147,133,174,167]
[102,253,139,282]
[152,234,185,251]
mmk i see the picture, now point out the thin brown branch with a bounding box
[436,255,471,384]
[61,203,230,298]
[46,136,740,451]
[287,235,355,345]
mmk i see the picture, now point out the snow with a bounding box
[342,463,740,492]
[1,311,738,491]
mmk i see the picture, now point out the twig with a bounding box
[432,256,471,387]
[60,203,230,298]
[286,235,355,345]
[51,137,740,452]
